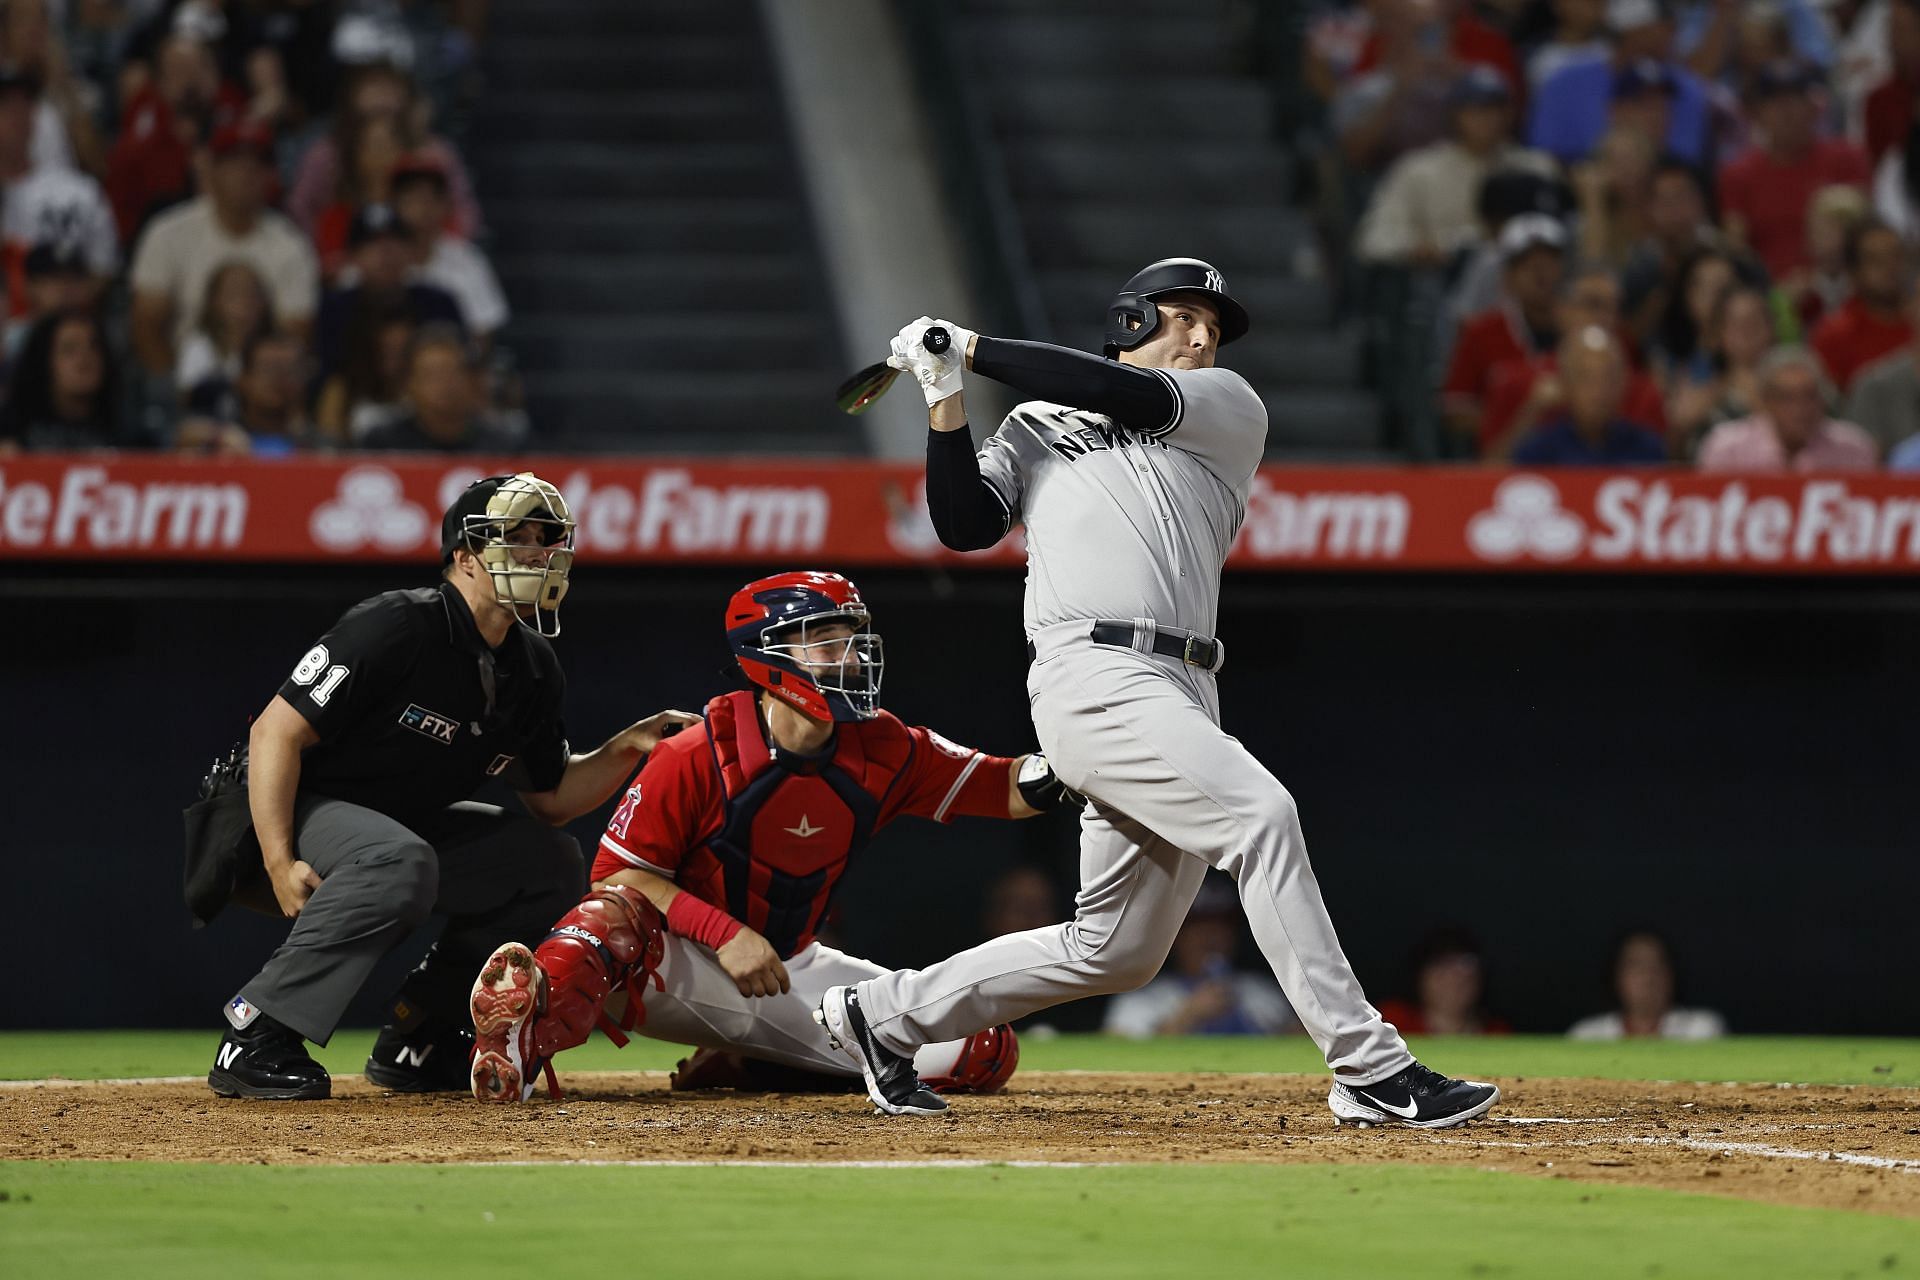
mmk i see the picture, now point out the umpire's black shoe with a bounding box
[1329,1061,1500,1129]
[815,985,948,1116]
[208,1014,331,1101]
[364,1022,477,1093]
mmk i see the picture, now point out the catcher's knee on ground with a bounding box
[529,883,665,1058]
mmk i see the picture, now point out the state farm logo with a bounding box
[0,464,246,550]
[562,468,829,554]
[310,467,431,553]
[1466,475,1584,562]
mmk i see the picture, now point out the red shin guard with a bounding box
[530,884,666,1060]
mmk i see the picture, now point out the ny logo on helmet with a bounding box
[1203,268,1224,293]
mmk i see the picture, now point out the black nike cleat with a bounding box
[1329,1061,1500,1129]
[364,1021,477,1093]
[815,985,947,1116]
[208,1013,331,1101]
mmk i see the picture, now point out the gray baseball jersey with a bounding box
[857,357,1417,1089]
[974,366,1267,637]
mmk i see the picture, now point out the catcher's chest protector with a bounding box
[697,691,907,956]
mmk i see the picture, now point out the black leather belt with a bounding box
[1024,622,1224,671]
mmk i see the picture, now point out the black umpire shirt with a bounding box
[275,581,569,828]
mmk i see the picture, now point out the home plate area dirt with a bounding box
[6,1073,1919,1216]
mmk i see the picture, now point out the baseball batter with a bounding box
[816,259,1500,1128]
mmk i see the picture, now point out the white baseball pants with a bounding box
[857,621,1414,1084]
[612,934,969,1078]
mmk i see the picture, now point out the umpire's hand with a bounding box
[716,927,791,998]
[269,858,324,918]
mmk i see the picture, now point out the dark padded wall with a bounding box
[5,565,1915,1035]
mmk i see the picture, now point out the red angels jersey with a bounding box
[593,690,1015,958]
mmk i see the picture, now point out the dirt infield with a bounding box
[6,1072,1919,1216]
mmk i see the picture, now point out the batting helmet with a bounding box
[1102,257,1251,359]
[725,570,884,723]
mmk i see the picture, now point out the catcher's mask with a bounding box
[726,570,883,723]
[440,472,576,638]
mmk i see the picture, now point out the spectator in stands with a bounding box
[1333,0,1465,176]
[1652,245,1741,382]
[1377,927,1511,1036]
[1484,264,1669,456]
[1102,878,1296,1039]
[1568,930,1724,1039]
[0,309,122,450]
[1667,284,1779,458]
[315,309,413,442]
[1864,0,1919,168]
[175,330,314,457]
[1809,220,1914,393]
[1571,123,1657,267]
[980,866,1060,940]
[1356,66,1555,268]
[1528,0,1611,92]
[0,66,117,290]
[1697,344,1878,470]
[287,62,479,242]
[392,152,508,346]
[105,31,236,241]
[1529,0,1714,167]
[1440,168,1577,342]
[1718,60,1871,281]
[361,323,522,453]
[1619,159,1734,342]
[1,0,103,174]
[1673,0,1833,86]
[1349,0,1521,87]
[7,240,96,360]
[175,259,273,407]
[1442,212,1568,447]
[1511,325,1667,463]
[310,110,404,276]
[1846,275,1920,458]
[129,120,317,379]
[1798,184,1871,328]
[315,202,461,383]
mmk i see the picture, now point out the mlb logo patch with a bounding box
[486,754,515,777]
[227,996,259,1029]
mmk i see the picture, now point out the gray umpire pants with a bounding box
[231,797,583,1046]
[858,621,1414,1084]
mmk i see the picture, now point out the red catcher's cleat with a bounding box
[470,942,543,1103]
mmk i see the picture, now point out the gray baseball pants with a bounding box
[231,797,583,1045]
[858,620,1414,1084]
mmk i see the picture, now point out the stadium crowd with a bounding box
[1302,0,1920,469]
[0,0,515,458]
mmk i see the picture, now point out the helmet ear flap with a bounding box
[1103,293,1160,359]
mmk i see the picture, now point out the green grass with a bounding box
[5,1029,1919,1086]
[3,1161,1915,1280]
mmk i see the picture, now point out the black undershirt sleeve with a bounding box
[925,425,1010,552]
[969,336,1178,433]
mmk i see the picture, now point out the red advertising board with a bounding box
[3,454,1920,573]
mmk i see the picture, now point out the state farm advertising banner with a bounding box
[4,454,1920,574]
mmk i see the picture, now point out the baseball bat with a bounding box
[835,326,952,415]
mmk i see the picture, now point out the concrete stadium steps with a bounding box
[951,0,1383,457]
[1001,140,1295,206]
[473,0,847,452]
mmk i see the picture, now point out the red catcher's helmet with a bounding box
[922,1024,1020,1094]
[725,570,884,723]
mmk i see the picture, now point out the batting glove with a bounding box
[887,316,976,406]
[1016,753,1085,813]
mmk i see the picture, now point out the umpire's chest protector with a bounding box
[694,691,913,955]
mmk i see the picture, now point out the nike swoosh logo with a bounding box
[1364,1093,1420,1119]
